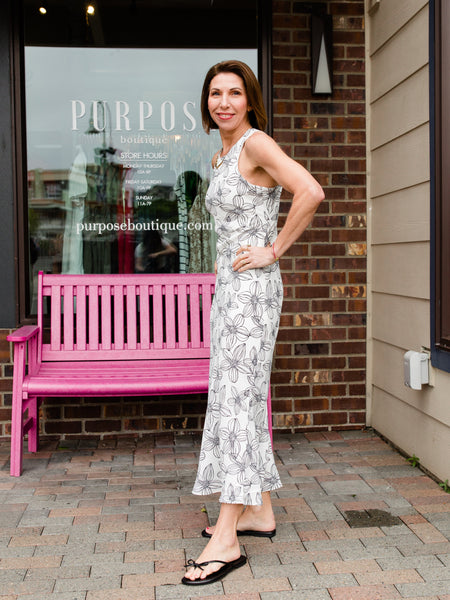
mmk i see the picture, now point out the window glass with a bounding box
[23,0,257,312]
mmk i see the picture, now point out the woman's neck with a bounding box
[219,124,251,156]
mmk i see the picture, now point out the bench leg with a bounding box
[27,396,40,454]
[10,390,24,478]
[10,342,28,477]
[267,385,273,446]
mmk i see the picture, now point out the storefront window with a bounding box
[22,0,258,313]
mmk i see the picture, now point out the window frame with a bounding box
[431,0,450,370]
[12,0,272,324]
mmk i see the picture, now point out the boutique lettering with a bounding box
[71,100,197,132]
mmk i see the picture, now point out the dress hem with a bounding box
[192,482,283,506]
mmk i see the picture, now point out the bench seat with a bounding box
[22,359,210,397]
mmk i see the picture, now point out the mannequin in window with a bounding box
[62,145,87,274]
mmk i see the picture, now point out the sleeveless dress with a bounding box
[192,128,283,506]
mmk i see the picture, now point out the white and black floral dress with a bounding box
[192,128,283,505]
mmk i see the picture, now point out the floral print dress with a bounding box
[192,128,283,505]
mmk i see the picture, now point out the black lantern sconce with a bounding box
[311,11,333,95]
[295,2,334,96]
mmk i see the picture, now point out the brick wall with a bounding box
[272,0,366,432]
[0,0,366,440]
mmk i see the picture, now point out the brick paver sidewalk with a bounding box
[0,429,449,599]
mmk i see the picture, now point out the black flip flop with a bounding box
[201,528,276,539]
[181,555,247,585]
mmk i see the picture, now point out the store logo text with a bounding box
[71,100,197,133]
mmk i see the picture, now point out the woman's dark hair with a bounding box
[200,60,267,133]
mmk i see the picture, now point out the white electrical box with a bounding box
[403,351,429,390]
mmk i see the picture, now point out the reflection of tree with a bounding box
[28,207,39,239]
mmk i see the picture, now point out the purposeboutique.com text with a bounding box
[76,219,213,236]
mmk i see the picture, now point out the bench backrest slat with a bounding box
[139,284,150,349]
[165,284,176,349]
[39,272,215,361]
[190,284,201,348]
[50,286,62,351]
[127,285,137,350]
[101,285,112,349]
[114,285,124,350]
[76,285,86,350]
[153,284,164,349]
[89,285,99,350]
[63,285,74,351]
[177,284,188,349]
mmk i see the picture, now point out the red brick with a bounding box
[312,357,346,369]
[295,398,330,411]
[347,74,366,87]
[45,421,82,435]
[314,412,348,425]
[332,398,366,410]
[84,420,122,433]
[311,272,346,285]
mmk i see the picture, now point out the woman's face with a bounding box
[207,72,251,133]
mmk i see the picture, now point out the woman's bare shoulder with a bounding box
[245,130,286,164]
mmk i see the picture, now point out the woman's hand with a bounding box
[232,244,276,272]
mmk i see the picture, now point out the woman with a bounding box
[182,60,324,586]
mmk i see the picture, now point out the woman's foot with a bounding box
[204,504,276,537]
[183,533,242,583]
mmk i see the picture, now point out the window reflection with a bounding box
[25,47,257,311]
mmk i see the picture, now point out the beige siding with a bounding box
[370,5,429,101]
[367,0,450,483]
[369,0,428,51]
[371,183,429,245]
[370,67,429,150]
[371,124,429,198]
[372,293,429,349]
[372,242,429,299]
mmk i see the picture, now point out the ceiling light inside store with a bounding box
[39,4,47,14]
[87,5,95,15]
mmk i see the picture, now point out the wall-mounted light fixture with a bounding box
[311,12,333,95]
[294,2,334,97]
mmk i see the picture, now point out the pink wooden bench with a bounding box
[7,271,273,476]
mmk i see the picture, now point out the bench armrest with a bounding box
[7,325,40,343]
